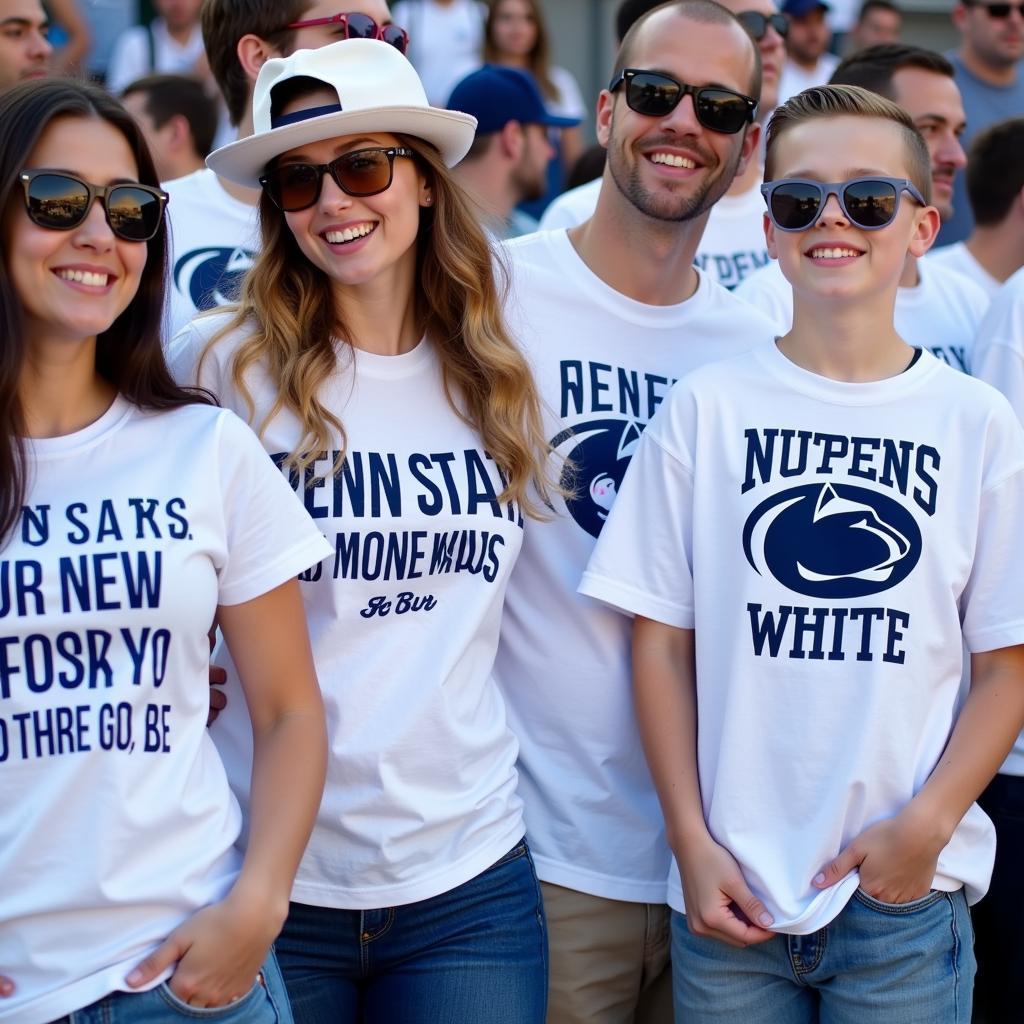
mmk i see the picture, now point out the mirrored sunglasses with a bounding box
[608,69,757,134]
[760,176,927,231]
[19,170,167,242]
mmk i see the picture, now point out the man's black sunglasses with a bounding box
[737,10,789,38]
[608,69,757,134]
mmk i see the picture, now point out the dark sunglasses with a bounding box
[608,69,757,134]
[284,11,409,52]
[967,1,1024,14]
[761,176,926,231]
[19,170,167,242]
[737,10,789,38]
[260,146,414,212]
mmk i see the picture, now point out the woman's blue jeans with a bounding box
[274,839,549,1024]
[55,951,292,1024]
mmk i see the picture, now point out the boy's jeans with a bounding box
[671,887,974,1023]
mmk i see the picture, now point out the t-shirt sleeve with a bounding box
[579,428,695,628]
[105,27,146,95]
[166,320,206,388]
[734,264,793,333]
[973,284,1024,423]
[214,410,331,606]
[961,404,1024,653]
[549,66,587,120]
[975,340,1024,422]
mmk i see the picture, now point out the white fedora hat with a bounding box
[207,38,478,188]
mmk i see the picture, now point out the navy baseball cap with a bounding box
[447,65,580,135]
[782,0,830,14]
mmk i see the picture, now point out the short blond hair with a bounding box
[763,84,931,202]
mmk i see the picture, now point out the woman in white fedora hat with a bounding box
[170,37,556,1024]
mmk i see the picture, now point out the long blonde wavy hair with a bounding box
[202,132,559,519]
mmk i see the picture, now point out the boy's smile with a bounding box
[765,116,938,299]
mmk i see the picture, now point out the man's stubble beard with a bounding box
[606,118,745,223]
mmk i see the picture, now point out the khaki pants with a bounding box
[542,881,673,1024]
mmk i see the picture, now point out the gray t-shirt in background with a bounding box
[937,51,1024,247]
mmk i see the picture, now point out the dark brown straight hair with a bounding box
[0,78,209,548]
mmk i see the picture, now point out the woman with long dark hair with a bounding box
[172,37,557,1024]
[0,78,329,1023]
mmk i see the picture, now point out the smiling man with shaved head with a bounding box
[494,4,778,1021]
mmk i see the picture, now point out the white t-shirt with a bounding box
[163,168,258,343]
[538,177,601,231]
[0,399,329,1024]
[777,54,840,106]
[547,65,587,120]
[928,241,1001,300]
[172,316,527,909]
[393,0,487,106]
[735,258,989,374]
[581,343,1024,932]
[106,20,206,95]
[538,176,770,291]
[971,266,1024,776]
[495,229,778,903]
[693,183,772,290]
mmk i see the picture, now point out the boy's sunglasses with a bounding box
[260,146,414,212]
[284,11,410,52]
[19,170,167,242]
[737,10,789,38]
[761,176,926,231]
[608,69,757,135]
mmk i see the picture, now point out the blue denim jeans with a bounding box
[274,839,548,1024]
[56,951,292,1024]
[671,888,975,1023]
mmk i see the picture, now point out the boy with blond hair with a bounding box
[580,84,1024,1021]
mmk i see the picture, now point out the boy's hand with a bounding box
[813,810,946,904]
[677,835,775,948]
[125,894,279,1008]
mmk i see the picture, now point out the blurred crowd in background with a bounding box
[2,0,1021,252]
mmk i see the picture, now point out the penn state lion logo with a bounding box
[742,482,921,599]
[174,246,255,311]
[551,419,643,538]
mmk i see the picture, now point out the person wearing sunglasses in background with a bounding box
[492,4,777,1022]
[540,0,786,293]
[171,38,556,1024]
[0,77,330,1023]
[162,0,406,340]
[938,0,1024,245]
[737,44,989,374]
[581,82,1024,1023]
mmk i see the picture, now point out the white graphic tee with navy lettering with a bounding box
[163,168,257,341]
[0,400,330,1024]
[172,316,527,909]
[495,229,778,904]
[736,257,988,374]
[581,343,1024,932]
